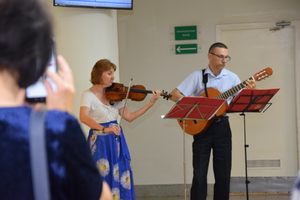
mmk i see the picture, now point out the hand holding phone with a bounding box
[26,46,57,103]
[26,38,75,112]
[44,55,75,113]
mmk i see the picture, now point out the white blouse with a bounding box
[80,90,125,123]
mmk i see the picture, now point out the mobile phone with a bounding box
[25,45,57,103]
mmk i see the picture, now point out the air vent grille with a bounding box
[247,159,280,168]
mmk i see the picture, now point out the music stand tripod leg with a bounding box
[181,119,188,200]
[240,113,250,200]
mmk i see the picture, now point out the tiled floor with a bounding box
[137,195,290,200]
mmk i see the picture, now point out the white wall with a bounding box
[117,0,300,185]
[46,0,120,136]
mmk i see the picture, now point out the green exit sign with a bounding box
[175,26,197,40]
[175,44,198,54]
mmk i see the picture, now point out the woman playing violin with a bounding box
[79,59,161,200]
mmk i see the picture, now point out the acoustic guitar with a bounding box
[177,67,273,135]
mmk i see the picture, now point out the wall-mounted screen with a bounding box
[53,0,133,10]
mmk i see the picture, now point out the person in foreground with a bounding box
[79,59,161,200]
[169,42,256,200]
[0,0,112,199]
[291,170,300,200]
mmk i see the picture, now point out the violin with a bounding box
[105,82,172,102]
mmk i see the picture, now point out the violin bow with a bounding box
[118,78,133,131]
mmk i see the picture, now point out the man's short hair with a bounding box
[208,42,228,53]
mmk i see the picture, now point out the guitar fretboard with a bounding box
[215,77,253,99]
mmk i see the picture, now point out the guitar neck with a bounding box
[216,77,253,99]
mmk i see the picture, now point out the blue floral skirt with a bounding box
[87,120,135,200]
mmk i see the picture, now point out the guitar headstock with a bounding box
[161,90,172,100]
[253,67,273,81]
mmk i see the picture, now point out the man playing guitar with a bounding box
[169,42,256,200]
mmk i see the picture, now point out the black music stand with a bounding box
[164,96,226,200]
[226,88,280,200]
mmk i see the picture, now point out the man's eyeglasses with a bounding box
[210,52,231,62]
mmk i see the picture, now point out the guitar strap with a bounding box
[202,69,208,97]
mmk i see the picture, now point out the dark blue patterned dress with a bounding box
[0,106,102,200]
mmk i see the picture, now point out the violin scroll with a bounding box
[161,90,172,100]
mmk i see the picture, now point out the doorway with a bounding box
[216,22,300,185]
